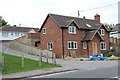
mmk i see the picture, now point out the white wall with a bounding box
[0,31,27,40]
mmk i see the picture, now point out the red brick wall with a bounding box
[99,26,110,53]
[88,34,101,56]
[28,33,40,39]
[40,16,63,58]
[62,23,85,57]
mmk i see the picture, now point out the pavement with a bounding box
[0,42,119,79]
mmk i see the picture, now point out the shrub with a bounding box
[103,51,112,57]
[80,59,84,61]
[103,48,120,57]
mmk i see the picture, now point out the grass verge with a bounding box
[1,52,61,74]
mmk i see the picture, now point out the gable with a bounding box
[98,24,110,32]
[39,14,61,32]
[81,30,104,42]
[67,21,80,29]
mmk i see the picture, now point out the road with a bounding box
[31,63,119,79]
[1,42,119,79]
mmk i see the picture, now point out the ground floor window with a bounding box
[100,42,106,50]
[2,32,8,37]
[68,41,77,49]
[83,42,87,49]
[47,42,53,50]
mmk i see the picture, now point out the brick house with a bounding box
[39,13,110,58]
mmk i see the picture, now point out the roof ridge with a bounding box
[49,13,96,21]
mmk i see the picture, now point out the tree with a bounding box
[104,23,113,30]
[0,16,7,27]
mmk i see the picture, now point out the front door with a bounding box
[92,42,97,55]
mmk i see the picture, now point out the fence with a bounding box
[9,40,53,58]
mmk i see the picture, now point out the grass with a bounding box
[1,52,61,74]
[108,57,120,60]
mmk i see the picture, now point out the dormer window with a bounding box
[68,26,76,34]
[43,28,46,34]
[99,29,105,36]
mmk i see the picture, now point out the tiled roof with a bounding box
[0,26,39,32]
[81,30,104,41]
[49,13,101,30]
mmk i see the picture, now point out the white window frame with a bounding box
[68,41,77,49]
[83,42,87,49]
[99,29,105,36]
[47,42,53,50]
[2,32,8,37]
[100,42,106,50]
[68,26,76,34]
[43,28,46,34]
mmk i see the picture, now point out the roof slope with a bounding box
[81,30,104,41]
[0,26,39,32]
[49,13,100,30]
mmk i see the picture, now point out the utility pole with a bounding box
[78,10,80,18]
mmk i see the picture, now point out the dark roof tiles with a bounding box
[0,26,39,32]
[49,13,100,30]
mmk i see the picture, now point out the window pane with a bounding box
[51,42,53,49]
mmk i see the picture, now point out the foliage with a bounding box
[2,53,61,74]
[80,59,84,61]
[0,16,7,27]
[103,48,120,57]
[104,23,113,30]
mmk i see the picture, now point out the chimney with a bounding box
[94,13,100,22]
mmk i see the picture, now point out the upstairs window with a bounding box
[43,28,46,34]
[68,41,77,49]
[100,42,106,50]
[68,26,76,34]
[47,42,53,50]
[99,29,105,36]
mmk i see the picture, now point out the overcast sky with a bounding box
[0,0,119,28]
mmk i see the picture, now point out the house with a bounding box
[39,13,110,58]
[0,26,39,42]
[110,24,120,52]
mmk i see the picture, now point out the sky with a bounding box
[0,0,120,28]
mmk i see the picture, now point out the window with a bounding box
[11,33,13,35]
[15,33,19,37]
[83,42,87,49]
[47,42,53,50]
[43,28,46,34]
[68,41,77,49]
[68,26,76,34]
[2,33,8,37]
[99,29,105,36]
[86,23,92,27]
[100,42,106,50]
